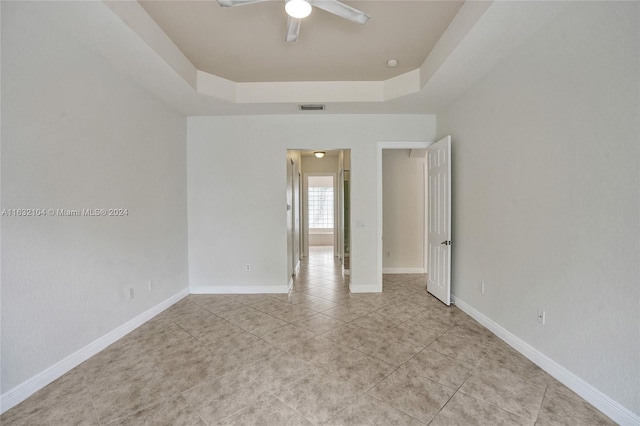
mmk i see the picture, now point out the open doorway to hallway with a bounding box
[286,149,351,287]
[290,246,350,296]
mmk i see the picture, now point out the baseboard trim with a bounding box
[190,285,289,294]
[349,284,380,293]
[452,295,640,426]
[382,268,425,274]
[0,288,189,414]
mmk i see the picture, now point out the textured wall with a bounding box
[187,115,435,292]
[1,2,189,393]
[437,2,639,415]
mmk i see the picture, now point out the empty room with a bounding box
[1,1,638,425]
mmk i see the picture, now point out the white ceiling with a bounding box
[138,0,464,83]
[35,1,567,115]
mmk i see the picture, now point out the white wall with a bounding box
[308,233,334,246]
[302,156,339,174]
[188,115,435,293]
[437,2,639,418]
[1,2,189,396]
[382,149,425,272]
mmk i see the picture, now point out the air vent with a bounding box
[299,104,325,111]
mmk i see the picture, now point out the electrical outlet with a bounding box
[128,287,134,300]
[537,309,546,325]
[481,282,485,294]
[386,251,391,258]
[148,280,153,291]
[245,264,251,271]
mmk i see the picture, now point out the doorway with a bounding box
[376,142,430,292]
[286,156,301,287]
[287,149,351,285]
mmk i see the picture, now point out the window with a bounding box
[308,181,334,229]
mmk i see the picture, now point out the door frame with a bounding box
[286,157,294,287]
[376,141,431,292]
[297,170,303,263]
[291,159,301,275]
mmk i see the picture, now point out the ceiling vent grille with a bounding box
[299,104,325,111]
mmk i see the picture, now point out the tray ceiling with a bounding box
[139,0,464,82]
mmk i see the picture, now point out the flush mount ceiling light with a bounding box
[386,59,398,68]
[285,0,312,19]
[314,151,326,158]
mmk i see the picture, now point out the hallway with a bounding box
[292,246,349,295]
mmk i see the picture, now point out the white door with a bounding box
[427,136,452,305]
[294,170,301,270]
[287,158,294,279]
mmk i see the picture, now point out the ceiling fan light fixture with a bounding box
[285,0,312,19]
[314,151,326,158]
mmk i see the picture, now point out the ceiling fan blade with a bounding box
[308,0,370,24]
[217,0,272,7]
[285,17,301,42]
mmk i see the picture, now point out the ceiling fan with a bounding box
[217,0,370,42]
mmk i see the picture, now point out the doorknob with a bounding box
[440,240,452,246]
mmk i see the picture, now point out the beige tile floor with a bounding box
[2,246,615,425]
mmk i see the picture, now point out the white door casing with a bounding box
[427,136,452,305]
[294,169,301,271]
[291,160,297,275]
